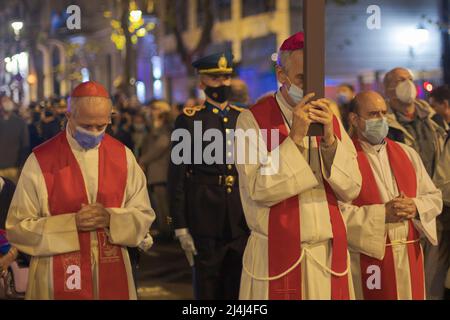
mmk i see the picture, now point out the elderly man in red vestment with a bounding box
[236,32,362,300]
[6,81,155,300]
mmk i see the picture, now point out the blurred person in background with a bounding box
[141,100,154,124]
[128,95,141,112]
[27,102,44,151]
[40,105,62,142]
[0,176,30,299]
[54,98,68,130]
[140,100,173,241]
[229,78,250,109]
[107,106,134,150]
[120,107,134,134]
[113,92,129,112]
[0,177,17,262]
[429,85,450,132]
[131,112,148,158]
[0,96,29,184]
[336,83,356,132]
[429,85,450,300]
[383,68,446,177]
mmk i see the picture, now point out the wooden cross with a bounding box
[304,0,326,136]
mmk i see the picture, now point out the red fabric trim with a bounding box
[251,97,301,300]
[250,96,349,300]
[316,117,349,300]
[34,132,129,299]
[353,138,424,300]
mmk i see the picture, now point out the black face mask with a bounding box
[204,85,231,103]
[32,112,41,122]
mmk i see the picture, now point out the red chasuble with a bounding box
[33,132,130,300]
[250,96,349,300]
[352,138,425,300]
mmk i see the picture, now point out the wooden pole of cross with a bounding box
[304,0,326,136]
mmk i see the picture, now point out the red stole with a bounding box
[33,132,130,300]
[250,96,349,300]
[352,138,425,300]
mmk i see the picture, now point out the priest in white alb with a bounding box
[339,91,442,300]
[6,81,155,300]
[235,33,362,300]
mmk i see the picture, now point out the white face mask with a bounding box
[286,77,304,105]
[395,80,417,104]
[361,117,389,145]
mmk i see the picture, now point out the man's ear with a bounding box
[275,66,287,85]
[348,112,358,129]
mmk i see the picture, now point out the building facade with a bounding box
[156,0,445,104]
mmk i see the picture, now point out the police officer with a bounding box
[168,51,249,300]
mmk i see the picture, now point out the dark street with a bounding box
[136,240,193,300]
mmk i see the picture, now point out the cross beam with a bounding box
[304,0,326,136]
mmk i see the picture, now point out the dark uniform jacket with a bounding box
[168,101,249,240]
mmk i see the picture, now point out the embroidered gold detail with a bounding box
[218,55,228,70]
[183,105,205,117]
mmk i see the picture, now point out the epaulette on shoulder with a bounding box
[183,105,206,117]
[229,104,245,112]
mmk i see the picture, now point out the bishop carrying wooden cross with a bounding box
[235,0,363,300]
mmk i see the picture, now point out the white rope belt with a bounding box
[386,239,420,247]
[243,239,350,281]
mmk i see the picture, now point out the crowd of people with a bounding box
[0,31,449,301]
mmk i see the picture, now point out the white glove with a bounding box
[138,232,154,252]
[175,228,197,267]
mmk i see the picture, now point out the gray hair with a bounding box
[277,50,296,72]
[383,67,414,92]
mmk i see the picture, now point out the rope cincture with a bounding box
[243,238,350,281]
[386,239,420,247]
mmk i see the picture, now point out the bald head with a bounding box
[351,91,387,115]
[349,91,389,143]
[67,96,112,135]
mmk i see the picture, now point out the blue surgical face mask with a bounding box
[73,126,106,149]
[337,93,352,105]
[361,117,389,145]
[286,77,304,105]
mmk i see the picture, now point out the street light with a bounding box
[398,25,430,47]
[410,25,430,46]
[129,10,142,23]
[11,21,23,36]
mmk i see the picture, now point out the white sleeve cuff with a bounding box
[175,228,189,238]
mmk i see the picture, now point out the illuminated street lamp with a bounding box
[11,21,23,39]
[398,25,430,47]
[129,9,142,23]
[407,25,429,47]
[397,24,430,61]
